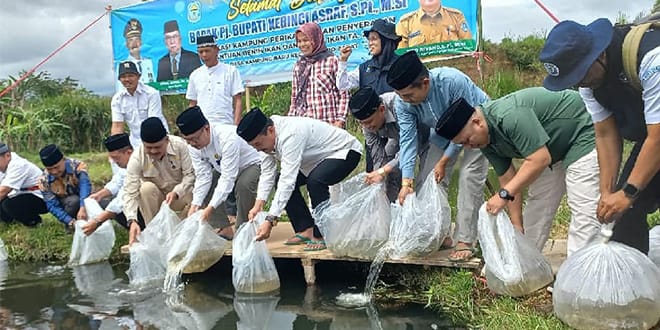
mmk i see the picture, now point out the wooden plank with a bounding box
[224,222,482,269]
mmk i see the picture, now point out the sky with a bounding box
[0,0,652,96]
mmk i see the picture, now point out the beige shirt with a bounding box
[396,6,472,48]
[122,135,195,220]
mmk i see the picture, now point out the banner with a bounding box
[110,0,479,92]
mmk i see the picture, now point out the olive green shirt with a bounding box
[481,87,595,176]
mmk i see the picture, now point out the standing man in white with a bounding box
[111,61,169,148]
[186,35,245,126]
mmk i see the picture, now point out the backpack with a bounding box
[622,9,660,91]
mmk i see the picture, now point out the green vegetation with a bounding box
[499,34,546,73]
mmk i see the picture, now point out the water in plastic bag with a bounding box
[553,223,660,329]
[388,172,451,259]
[164,211,229,290]
[0,238,7,261]
[232,212,280,294]
[478,204,553,297]
[68,198,116,266]
[650,225,660,268]
[127,203,180,287]
[315,173,391,259]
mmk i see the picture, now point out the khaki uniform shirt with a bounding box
[396,6,472,47]
[122,135,195,220]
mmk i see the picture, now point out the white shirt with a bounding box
[258,116,363,217]
[186,62,245,125]
[336,60,360,91]
[0,153,43,199]
[103,162,126,214]
[190,124,262,208]
[110,82,169,148]
[579,46,660,125]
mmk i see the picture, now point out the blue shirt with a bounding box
[395,67,489,178]
[39,158,92,225]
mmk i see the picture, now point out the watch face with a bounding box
[499,190,507,198]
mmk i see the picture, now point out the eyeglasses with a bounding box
[183,129,206,144]
[165,33,180,41]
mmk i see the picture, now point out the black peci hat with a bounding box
[39,144,64,167]
[104,133,131,152]
[434,98,475,140]
[387,51,425,90]
[140,117,168,143]
[237,107,268,142]
[176,106,209,135]
[349,87,381,120]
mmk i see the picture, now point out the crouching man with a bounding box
[123,117,195,244]
[237,108,362,251]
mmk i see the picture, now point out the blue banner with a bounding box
[110,0,479,92]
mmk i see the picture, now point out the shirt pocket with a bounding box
[384,138,399,158]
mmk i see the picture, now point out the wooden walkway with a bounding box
[224,223,481,285]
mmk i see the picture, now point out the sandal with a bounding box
[448,246,476,262]
[284,233,312,245]
[303,240,327,252]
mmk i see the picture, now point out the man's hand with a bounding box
[397,186,414,205]
[188,204,200,217]
[248,200,265,220]
[128,221,141,245]
[433,158,449,183]
[339,45,352,62]
[255,221,273,241]
[332,121,344,129]
[200,205,214,222]
[597,190,632,223]
[365,169,386,185]
[77,207,88,221]
[88,191,103,202]
[485,194,508,215]
[165,192,179,205]
[82,219,99,236]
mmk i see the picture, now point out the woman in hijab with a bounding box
[336,19,402,94]
[288,22,350,128]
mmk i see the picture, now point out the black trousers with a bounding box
[285,150,361,238]
[0,194,48,227]
[612,141,660,254]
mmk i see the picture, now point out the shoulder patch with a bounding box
[444,6,463,14]
[399,11,417,21]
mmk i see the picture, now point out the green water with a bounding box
[0,260,453,329]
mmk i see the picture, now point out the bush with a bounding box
[499,35,546,72]
[249,82,292,116]
[482,70,527,99]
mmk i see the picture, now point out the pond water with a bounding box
[0,259,454,329]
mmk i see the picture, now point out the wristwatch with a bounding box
[621,182,640,200]
[265,215,278,226]
[498,188,515,201]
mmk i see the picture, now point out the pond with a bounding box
[0,259,453,329]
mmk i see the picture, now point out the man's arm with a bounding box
[188,100,197,107]
[627,123,660,190]
[0,186,11,202]
[111,122,124,135]
[496,164,523,231]
[233,94,243,126]
[593,117,622,195]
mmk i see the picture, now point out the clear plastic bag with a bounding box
[166,211,229,274]
[315,173,391,259]
[553,223,660,329]
[68,198,116,266]
[234,293,280,330]
[0,238,7,261]
[650,225,660,268]
[388,172,451,259]
[478,204,553,297]
[232,212,280,294]
[127,203,180,286]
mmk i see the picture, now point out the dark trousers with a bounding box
[612,141,660,254]
[0,194,48,227]
[98,197,146,231]
[60,195,81,219]
[285,150,361,238]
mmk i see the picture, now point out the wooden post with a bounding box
[301,258,317,286]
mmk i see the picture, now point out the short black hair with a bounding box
[259,118,274,136]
